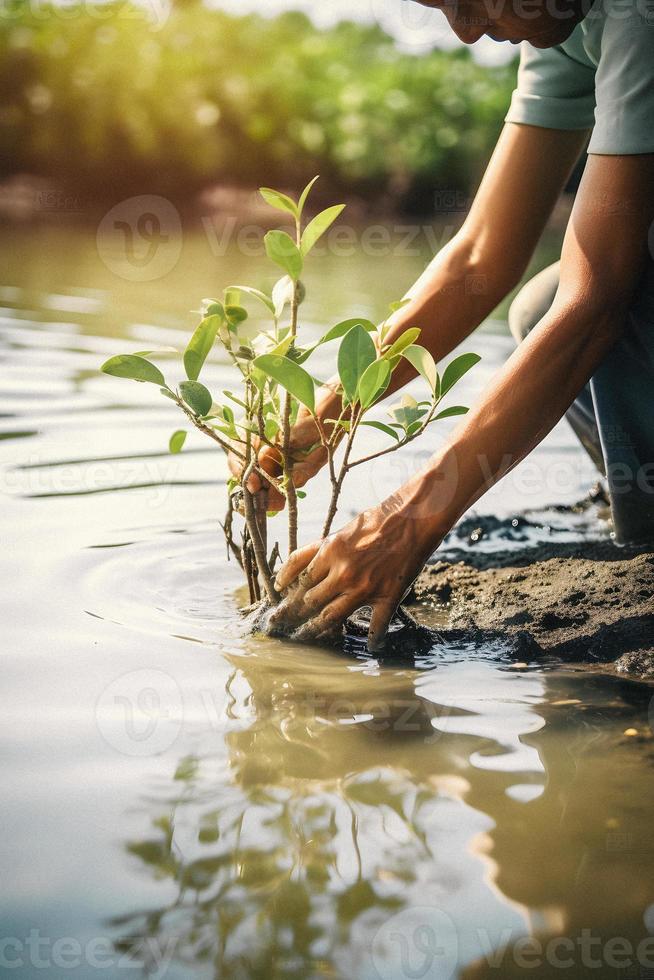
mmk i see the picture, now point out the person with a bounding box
[242,0,654,649]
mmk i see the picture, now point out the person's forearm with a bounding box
[375,232,520,385]
[402,294,629,545]
[313,125,590,423]
[314,232,520,421]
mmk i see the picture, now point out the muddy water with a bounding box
[1,222,653,979]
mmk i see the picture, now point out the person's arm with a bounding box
[271,151,654,649]
[252,123,589,509]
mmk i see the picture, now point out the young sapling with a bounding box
[101,177,480,621]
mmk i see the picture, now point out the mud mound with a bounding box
[412,502,654,677]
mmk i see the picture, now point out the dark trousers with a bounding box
[508,261,654,545]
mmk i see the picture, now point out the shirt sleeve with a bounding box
[505,41,596,132]
[588,0,654,154]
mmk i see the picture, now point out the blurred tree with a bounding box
[0,5,517,211]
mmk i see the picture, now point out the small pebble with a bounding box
[623,728,639,737]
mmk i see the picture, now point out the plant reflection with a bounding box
[110,640,654,979]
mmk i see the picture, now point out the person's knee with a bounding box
[508,261,560,345]
[508,290,537,344]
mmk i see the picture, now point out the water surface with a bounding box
[1,221,653,979]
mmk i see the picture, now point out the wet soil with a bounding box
[411,494,654,678]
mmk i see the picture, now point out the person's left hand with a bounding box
[267,495,439,651]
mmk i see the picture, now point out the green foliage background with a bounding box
[0,5,517,206]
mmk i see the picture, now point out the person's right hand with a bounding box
[228,409,330,512]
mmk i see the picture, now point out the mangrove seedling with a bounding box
[101,177,480,614]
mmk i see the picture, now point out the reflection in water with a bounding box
[110,632,654,979]
[110,641,527,978]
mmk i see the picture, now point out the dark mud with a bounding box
[411,491,654,678]
[246,489,654,677]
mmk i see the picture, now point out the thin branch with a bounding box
[268,541,281,572]
[321,405,362,538]
[241,528,258,606]
[219,495,243,569]
[280,219,302,556]
[242,457,279,604]
[175,395,285,495]
[347,397,441,469]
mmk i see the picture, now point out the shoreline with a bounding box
[0,173,575,231]
[410,501,654,679]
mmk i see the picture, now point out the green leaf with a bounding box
[250,366,267,392]
[319,317,376,345]
[358,359,391,409]
[389,298,410,313]
[101,354,165,386]
[300,204,345,257]
[360,419,400,441]
[223,287,240,307]
[297,175,319,218]
[168,430,187,454]
[229,285,275,316]
[223,390,248,410]
[326,418,351,431]
[294,317,376,365]
[388,395,428,431]
[179,380,213,416]
[211,423,236,438]
[234,345,254,361]
[338,324,377,404]
[382,327,421,361]
[132,347,178,356]
[296,489,307,499]
[183,314,221,381]
[441,353,481,396]
[402,344,438,392]
[264,230,303,280]
[253,353,315,413]
[270,331,294,357]
[434,405,469,420]
[264,416,280,441]
[259,186,297,217]
[160,387,176,400]
[225,305,248,325]
[202,300,224,318]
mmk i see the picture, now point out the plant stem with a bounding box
[242,529,258,606]
[347,399,441,469]
[242,463,279,604]
[281,225,302,556]
[220,495,243,569]
[242,381,278,605]
[321,406,361,538]
[174,396,284,494]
